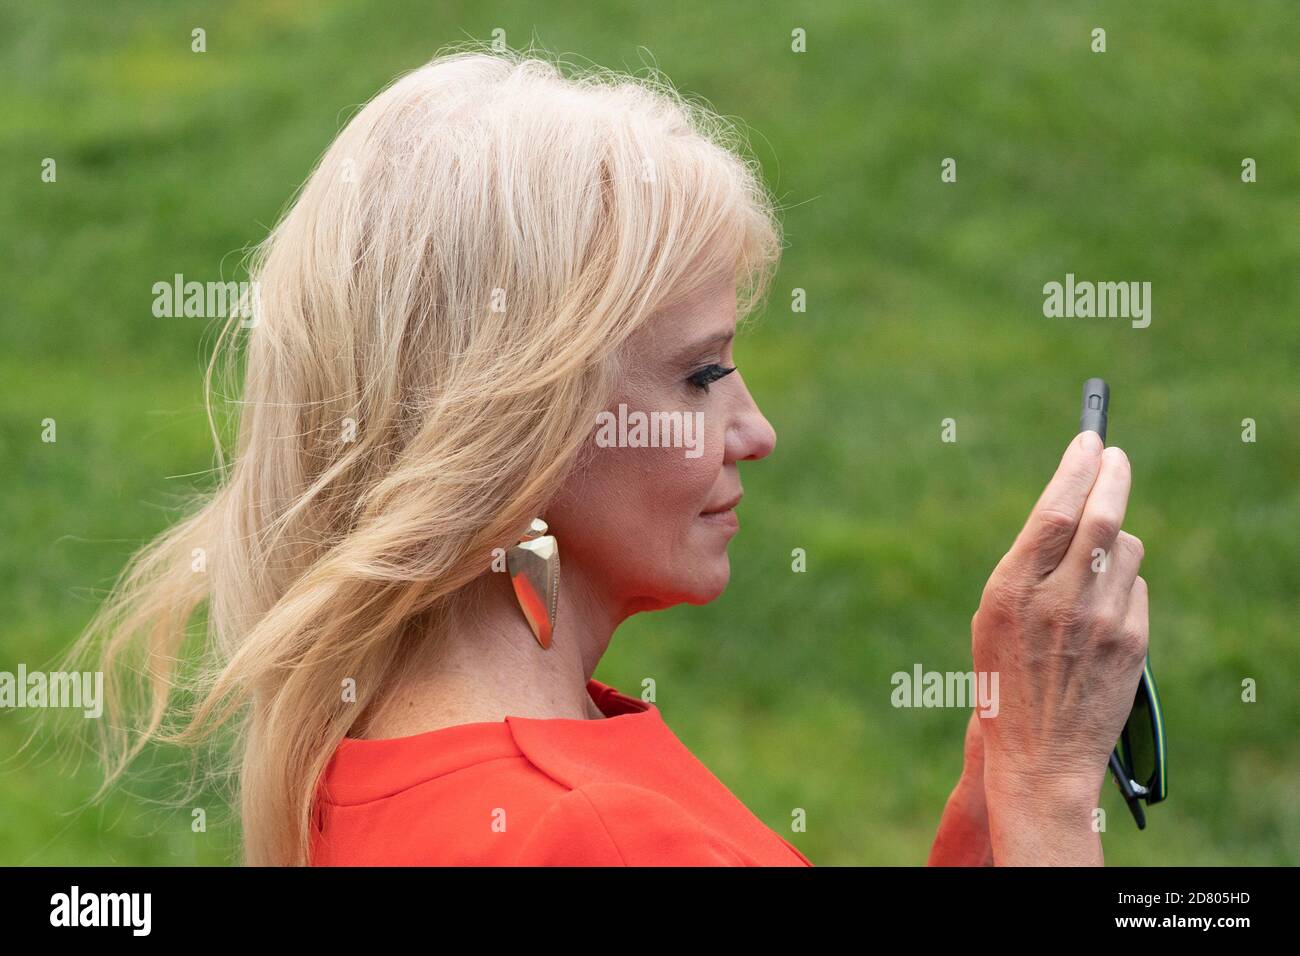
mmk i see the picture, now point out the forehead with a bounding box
[629,272,738,357]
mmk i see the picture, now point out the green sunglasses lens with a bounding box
[1125,688,1156,792]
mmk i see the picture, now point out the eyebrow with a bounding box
[672,331,734,364]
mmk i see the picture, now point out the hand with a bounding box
[928,709,993,866]
[972,431,1149,863]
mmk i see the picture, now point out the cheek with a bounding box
[544,421,725,583]
[622,405,727,527]
[640,441,720,513]
[556,441,715,540]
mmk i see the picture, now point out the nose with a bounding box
[725,373,777,463]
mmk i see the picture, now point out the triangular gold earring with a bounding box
[506,518,560,649]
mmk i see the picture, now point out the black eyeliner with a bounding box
[687,364,736,391]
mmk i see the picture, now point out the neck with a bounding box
[362,563,622,736]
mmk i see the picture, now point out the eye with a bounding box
[687,363,737,392]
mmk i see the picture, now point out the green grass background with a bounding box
[2,0,1297,865]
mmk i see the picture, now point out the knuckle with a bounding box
[981,579,1027,622]
[1118,531,1144,562]
[1084,512,1121,543]
[1089,606,1122,636]
[1043,596,1083,630]
[1036,508,1077,538]
[1123,622,1150,658]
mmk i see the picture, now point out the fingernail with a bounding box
[1078,431,1103,454]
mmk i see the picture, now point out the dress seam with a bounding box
[572,788,630,866]
[318,753,551,808]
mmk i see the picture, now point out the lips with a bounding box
[700,493,742,516]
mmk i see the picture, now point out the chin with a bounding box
[625,554,731,611]
[679,558,731,605]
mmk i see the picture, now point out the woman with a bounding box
[76,47,1148,866]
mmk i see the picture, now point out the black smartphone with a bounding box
[1077,378,1167,829]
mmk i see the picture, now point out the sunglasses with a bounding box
[1108,656,1167,829]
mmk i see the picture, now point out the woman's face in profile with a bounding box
[547,272,777,617]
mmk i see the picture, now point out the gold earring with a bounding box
[506,518,560,649]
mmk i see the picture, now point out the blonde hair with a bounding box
[68,43,781,865]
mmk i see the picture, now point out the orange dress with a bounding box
[310,678,813,866]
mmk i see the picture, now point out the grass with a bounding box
[1,0,1297,865]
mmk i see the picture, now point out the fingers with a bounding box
[1081,529,1144,623]
[1108,530,1144,595]
[1118,575,1150,664]
[1057,446,1132,582]
[1004,431,1104,577]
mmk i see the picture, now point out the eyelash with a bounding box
[687,364,737,392]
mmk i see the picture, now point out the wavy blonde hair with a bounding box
[67,43,782,866]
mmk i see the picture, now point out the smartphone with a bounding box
[1078,379,1167,829]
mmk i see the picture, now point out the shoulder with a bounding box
[513,782,752,866]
